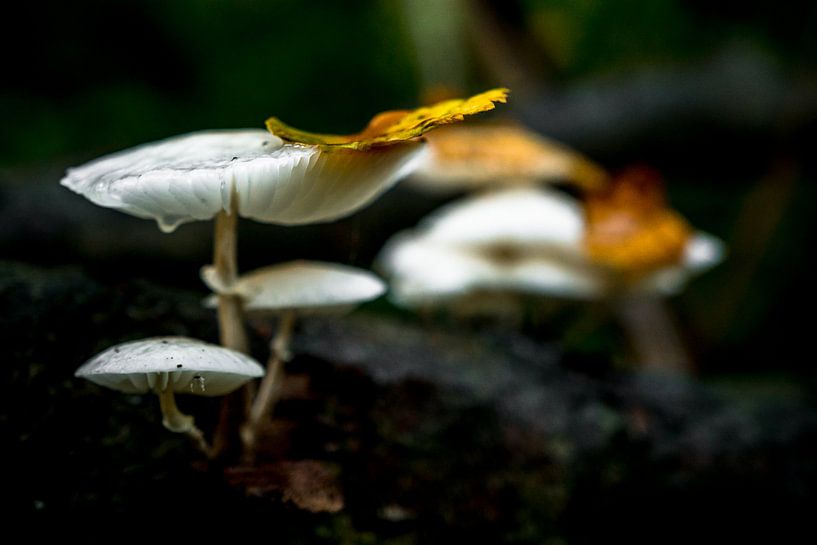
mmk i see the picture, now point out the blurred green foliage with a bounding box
[1,0,419,166]
[523,0,817,77]
[4,0,816,166]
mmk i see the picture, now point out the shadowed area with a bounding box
[2,262,815,542]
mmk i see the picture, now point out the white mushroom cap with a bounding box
[201,260,386,313]
[75,337,264,396]
[417,187,584,248]
[379,188,600,304]
[379,187,723,306]
[61,130,425,233]
[380,229,603,305]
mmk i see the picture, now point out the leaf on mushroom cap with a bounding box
[61,90,507,233]
[75,337,264,396]
[408,122,609,193]
[265,88,509,150]
[201,260,385,313]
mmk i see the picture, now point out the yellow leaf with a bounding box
[265,88,509,150]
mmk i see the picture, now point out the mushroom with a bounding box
[75,337,264,455]
[61,89,508,356]
[378,184,723,307]
[61,89,507,455]
[380,187,603,308]
[579,165,726,371]
[200,260,386,455]
[380,171,724,372]
[407,122,608,194]
[59,130,421,354]
[201,260,385,315]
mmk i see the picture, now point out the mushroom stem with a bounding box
[211,193,251,459]
[157,386,213,457]
[242,310,297,458]
[614,295,692,374]
[213,204,249,353]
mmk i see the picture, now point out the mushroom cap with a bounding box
[379,188,601,305]
[416,187,585,249]
[380,233,604,305]
[202,260,386,313]
[379,187,723,306]
[75,337,264,396]
[408,123,608,193]
[61,129,424,233]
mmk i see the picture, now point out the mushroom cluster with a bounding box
[201,260,387,455]
[65,89,509,455]
[379,164,724,371]
[61,129,425,353]
[379,173,723,307]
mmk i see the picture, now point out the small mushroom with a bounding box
[75,337,264,455]
[201,260,385,315]
[200,260,386,456]
[407,122,608,194]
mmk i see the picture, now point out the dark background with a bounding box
[1,0,816,540]
[3,0,815,373]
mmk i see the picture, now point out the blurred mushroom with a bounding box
[75,337,264,456]
[201,260,386,456]
[379,179,722,306]
[581,166,725,371]
[380,186,599,308]
[407,122,608,194]
[380,169,723,371]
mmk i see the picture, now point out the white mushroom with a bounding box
[61,130,423,234]
[61,89,507,456]
[61,87,506,359]
[61,129,424,355]
[378,187,723,307]
[75,336,264,455]
[201,260,386,314]
[200,260,386,456]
